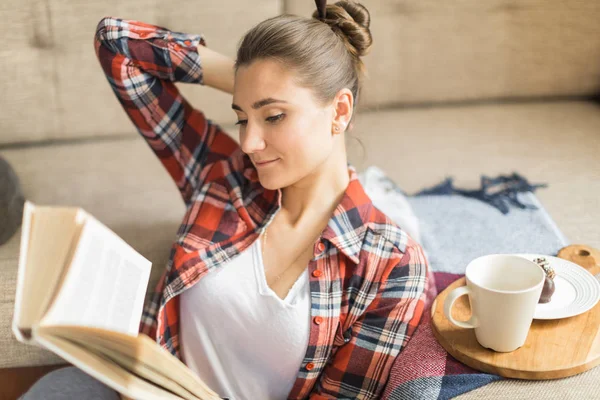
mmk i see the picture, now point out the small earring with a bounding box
[335,126,339,131]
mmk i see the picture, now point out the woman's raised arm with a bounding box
[93,17,238,207]
[196,44,235,94]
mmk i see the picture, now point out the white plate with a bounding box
[515,254,600,320]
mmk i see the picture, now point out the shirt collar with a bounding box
[320,163,373,264]
[248,162,373,265]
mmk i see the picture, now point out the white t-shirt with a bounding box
[179,236,311,400]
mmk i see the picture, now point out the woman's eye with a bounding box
[235,114,284,126]
[267,114,285,123]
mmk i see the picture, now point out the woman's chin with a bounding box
[256,161,286,190]
[259,178,284,191]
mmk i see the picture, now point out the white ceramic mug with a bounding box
[444,254,545,352]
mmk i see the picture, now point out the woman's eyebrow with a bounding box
[231,97,288,112]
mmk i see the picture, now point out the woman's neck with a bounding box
[280,146,350,229]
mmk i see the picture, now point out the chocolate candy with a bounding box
[533,257,556,303]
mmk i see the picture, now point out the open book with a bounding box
[12,200,221,400]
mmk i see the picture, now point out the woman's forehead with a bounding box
[235,60,294,90]
[233,60,312,111]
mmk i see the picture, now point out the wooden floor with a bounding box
[0,364,69,400]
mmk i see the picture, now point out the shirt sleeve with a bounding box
[308,241,430,399]
[93,16,240,208]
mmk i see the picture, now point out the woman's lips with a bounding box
[255,158,280,167]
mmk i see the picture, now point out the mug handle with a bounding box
[443,286,479,329]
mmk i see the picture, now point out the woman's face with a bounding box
[232,58,351,190]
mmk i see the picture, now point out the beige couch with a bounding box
[1,0,599,398]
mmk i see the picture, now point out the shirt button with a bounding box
[317,242,325,253]
[312,270,323,278]
[313,316,323,325]
[306,362,315,371]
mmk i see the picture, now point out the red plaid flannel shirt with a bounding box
[94,16,430,399]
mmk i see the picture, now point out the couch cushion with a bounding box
[347,100,600,250]
[455,367,600,399]
[0,0,280,145]
[288,0,600,107]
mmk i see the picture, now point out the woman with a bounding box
[21,1,430,399]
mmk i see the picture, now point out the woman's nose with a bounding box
[240,124,266,154]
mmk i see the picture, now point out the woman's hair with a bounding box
[234,1,373,127]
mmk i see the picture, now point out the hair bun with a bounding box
[313,1,373,58]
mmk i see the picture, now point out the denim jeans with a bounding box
[19,366,120,400]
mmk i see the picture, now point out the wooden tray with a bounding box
[431,244,600,380]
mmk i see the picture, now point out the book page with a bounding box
[12,201,83,342]
[35,329,187,400]
[39,325,220,400]
[40,213,152,336]
[66,338,199,400]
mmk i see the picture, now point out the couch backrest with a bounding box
[1,0,599,145]
[291,0,600,108]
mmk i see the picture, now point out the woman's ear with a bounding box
[332,88,353,132]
